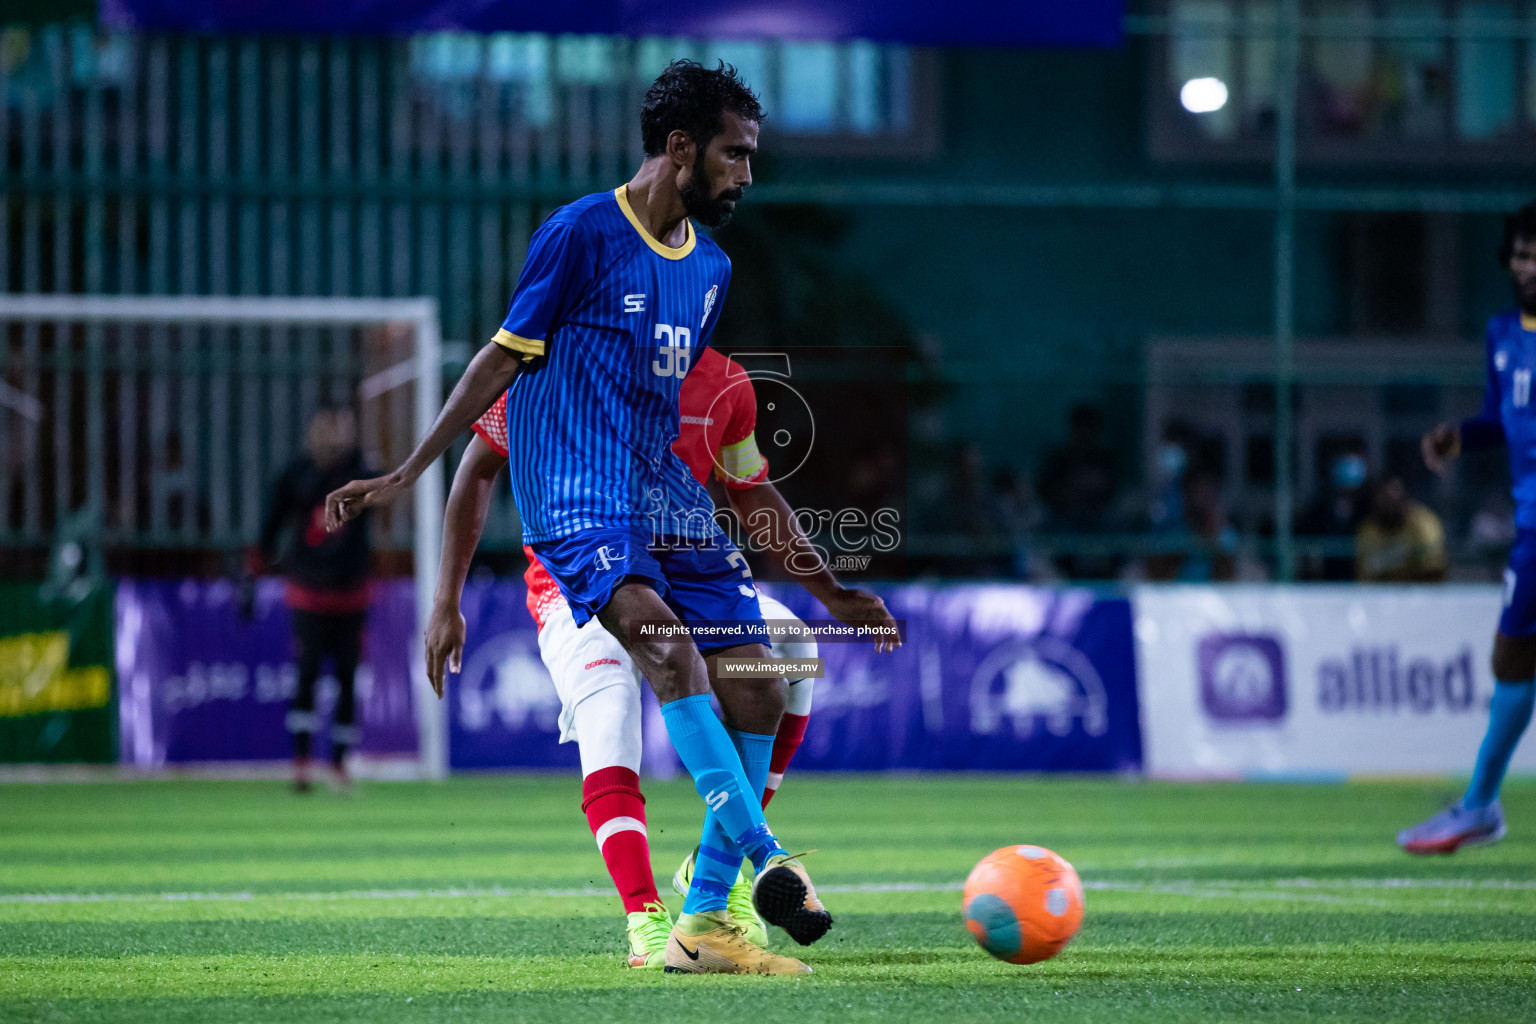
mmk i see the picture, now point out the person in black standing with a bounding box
[250,405,375,792]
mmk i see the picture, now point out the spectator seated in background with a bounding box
[1148,420,1200,534]
[1145,466,1238,582]
[916,441,1009,578]
[988,467,1042,579]
[1038,403,1119,531]
[1297,450,1369,581]
[1140,421,1239,582]
[1355,475,1446,583]
[1038,403,1123,579]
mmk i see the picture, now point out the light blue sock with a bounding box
[659,695,785,915]
[729,728,775,802]
[681,845,736,914]
[1463,680,1536,809]
[685,729,776,913]
[726,728,781,871]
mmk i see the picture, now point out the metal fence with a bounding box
[2,9,1535,578]
[0,26,921,338]
[0,296,441,565]
[0,28,640,342]
[0,26,650,556]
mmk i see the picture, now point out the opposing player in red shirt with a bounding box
[426,346,898,970]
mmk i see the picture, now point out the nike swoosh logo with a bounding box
[674,937,700,961]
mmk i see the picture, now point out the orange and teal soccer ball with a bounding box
[962,845,1085,964]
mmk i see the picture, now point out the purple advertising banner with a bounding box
[116,579,418,767]
[111,577,1141,773]
[446,580,578,771]
[446,582,1142,774]
[446,579,682,775]
[763,584,1142,772]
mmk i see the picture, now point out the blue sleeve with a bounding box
[1461,323,1506,451]
[493,216,595,361]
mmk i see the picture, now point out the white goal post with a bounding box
[0,294,448,780]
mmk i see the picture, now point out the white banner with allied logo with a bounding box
[1132,585,1536,778]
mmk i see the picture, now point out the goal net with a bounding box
[0,294,447,779]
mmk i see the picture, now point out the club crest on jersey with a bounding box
[701,284,718,328]
[594,545,622,572]
[1497,349,1510,371]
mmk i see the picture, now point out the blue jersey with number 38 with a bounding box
[493,187,732,544]
[1463,309,1536,528]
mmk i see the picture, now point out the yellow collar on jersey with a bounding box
[615,185,696,260]
[1523,312,1536,333]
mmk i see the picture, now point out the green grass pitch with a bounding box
[2,775,1534,1023]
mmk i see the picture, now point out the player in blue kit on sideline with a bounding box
[1399,202,1536,855]
[324,61,824,975]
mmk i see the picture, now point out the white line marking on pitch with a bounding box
[3,877,1534,906]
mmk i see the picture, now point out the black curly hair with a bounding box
[640,59,763,159]
[1498,202,1536,266]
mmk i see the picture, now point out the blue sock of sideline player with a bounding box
[684,728,776,915]
[1463,680,1536,809]
[660,696,786,878]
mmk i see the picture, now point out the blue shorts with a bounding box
[1500,529,1536,637]
[529,526,770,654]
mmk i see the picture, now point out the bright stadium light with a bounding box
[1180,77,1229,114]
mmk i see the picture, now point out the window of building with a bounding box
[631,36,932,153]
[1152,0,1536,161]
[407,32,930,154]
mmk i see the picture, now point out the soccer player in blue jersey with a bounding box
[326,61,824,974]
[1399,202,1536,855]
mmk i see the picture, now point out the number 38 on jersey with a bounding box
[652,323,692,378]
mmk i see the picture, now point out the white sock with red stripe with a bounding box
[761,712,809,808]
[581,766,659,913]
[761,668,813,808]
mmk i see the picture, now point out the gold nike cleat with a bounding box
[625,901,672,969]
[751,852,833,946]
[672,846,769,947]
[725,867,770,948]
[662,912,811,975]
